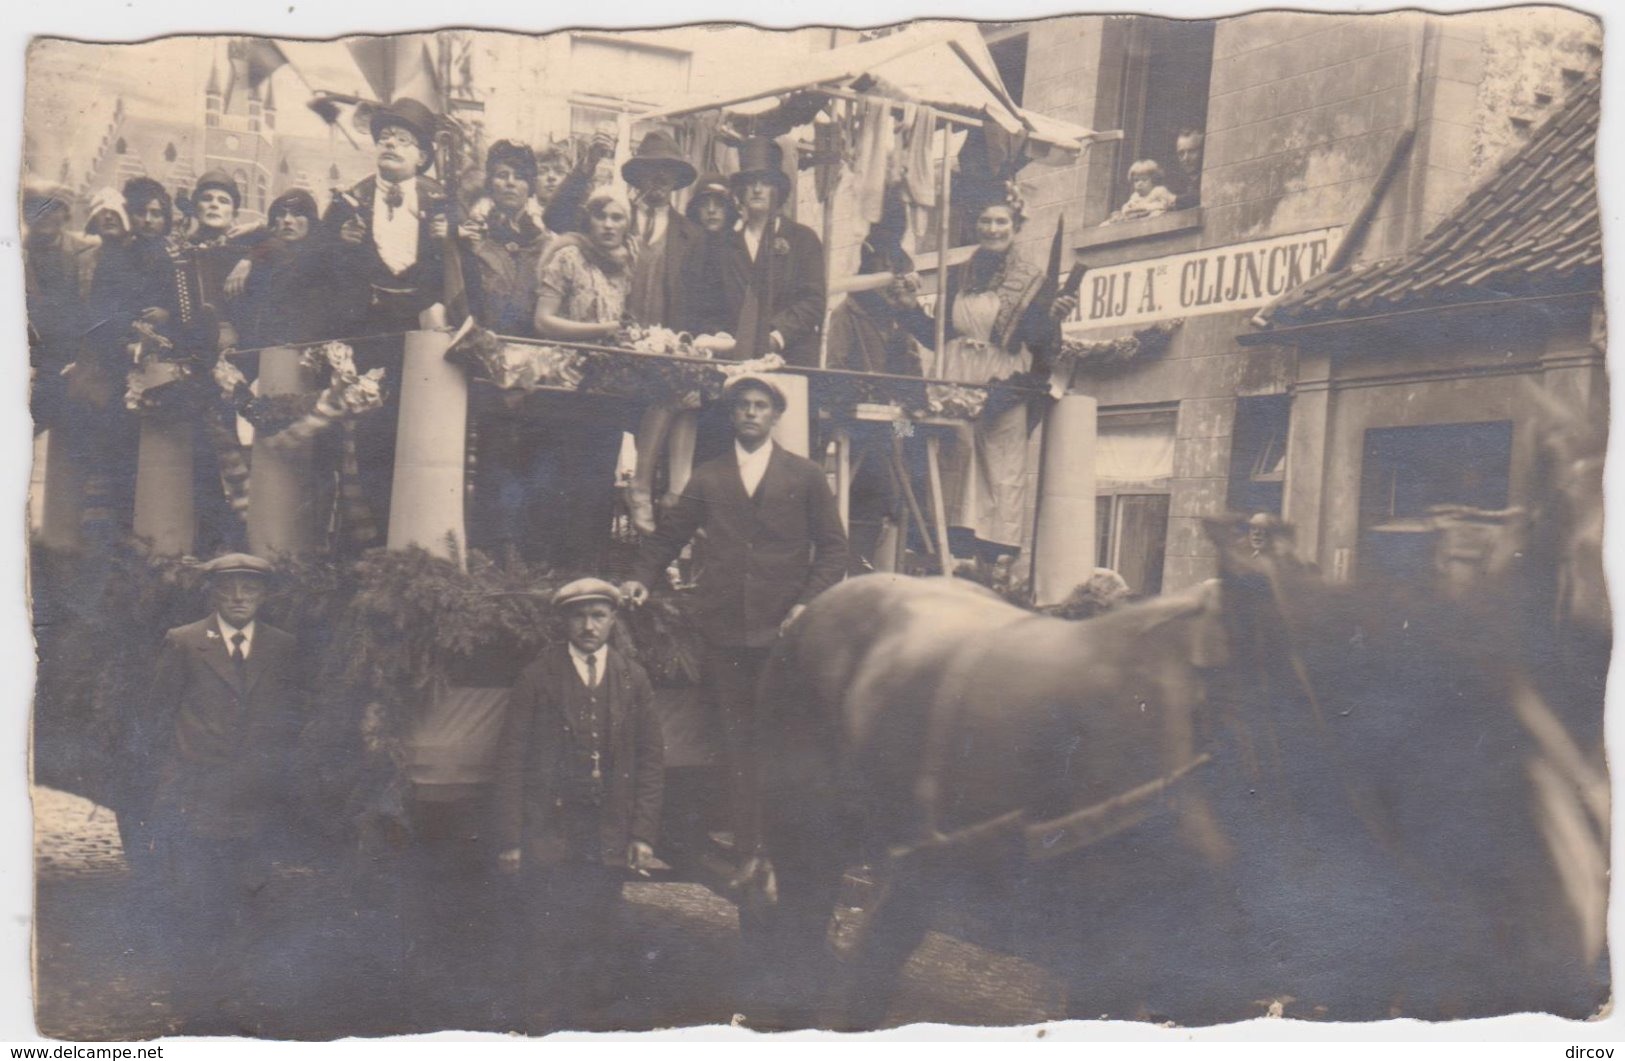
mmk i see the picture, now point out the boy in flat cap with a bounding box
[495,577,664,1029]
[140,553,307,1030]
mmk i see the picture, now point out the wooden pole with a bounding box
[818,100,843,371]
[932,120,952,370]
[834,426,852,532]
[924,434,954,577]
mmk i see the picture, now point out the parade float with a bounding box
[33,27,1132,879]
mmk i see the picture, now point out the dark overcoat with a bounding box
[145,617,306,841]
[495,643,664,866]
[637,444,849,649]
[718,215,827,367]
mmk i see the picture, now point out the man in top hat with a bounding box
[320,97,455,543]
[495,577,664,1028]
[137,553,307,1028]
[622,374,846,873]
[323,97,452,337]
[720,137,827,368]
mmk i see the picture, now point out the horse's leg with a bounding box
[838,865,934,1031]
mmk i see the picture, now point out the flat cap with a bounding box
[199,552,274,578]
[723,372,788,412]
[552,577,622,610]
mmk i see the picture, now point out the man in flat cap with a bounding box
[495,577,664,1029]
[139,553,307,1030]
[623,375,847,879]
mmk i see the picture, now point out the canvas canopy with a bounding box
[641,25,1106,160]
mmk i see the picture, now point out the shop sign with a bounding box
[1063,226,1345,333]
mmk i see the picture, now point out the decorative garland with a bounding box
[452,323,788,408]
[1054,319,1183,378]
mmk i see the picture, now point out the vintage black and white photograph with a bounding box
[18,3,1614,1041]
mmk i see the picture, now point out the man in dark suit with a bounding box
[495,578,664,1030]
[143,553,306,1030]
[320,97,456,542]
[623,375,847,871]
[719,137,827,367]
[322,97,451,337]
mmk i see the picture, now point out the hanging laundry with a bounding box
[855,97,891,226]
[903,104,939,243]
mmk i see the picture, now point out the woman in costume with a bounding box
[933,185,1070,561]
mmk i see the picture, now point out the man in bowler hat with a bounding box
[495,577,664,1029]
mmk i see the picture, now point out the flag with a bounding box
[348,35,440,106]
[1041,212,1065,304]
[240,38,289,88]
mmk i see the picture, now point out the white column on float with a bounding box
[387,330,468,562]
[1032,393,1098,607]
[247,346,317,558]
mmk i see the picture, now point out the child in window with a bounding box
[1104,159,1178,224]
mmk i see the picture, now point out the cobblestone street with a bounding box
[32,786,1066,1039]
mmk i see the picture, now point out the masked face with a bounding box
[272,211,311,242]
[195,188,236,231]
[566,601,616,655]
[375,125,426,182]
[488,162,532,211]
[634,169,676,208]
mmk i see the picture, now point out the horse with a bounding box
[745,399,1609,1028]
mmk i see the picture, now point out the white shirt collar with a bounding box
[372,174,420,276]
[215,615,256,656]
[568,642,609,686]
[735,438,774,498]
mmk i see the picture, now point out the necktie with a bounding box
[231,632,247,688]
[382,181,403,220]
[586,653,597,689]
